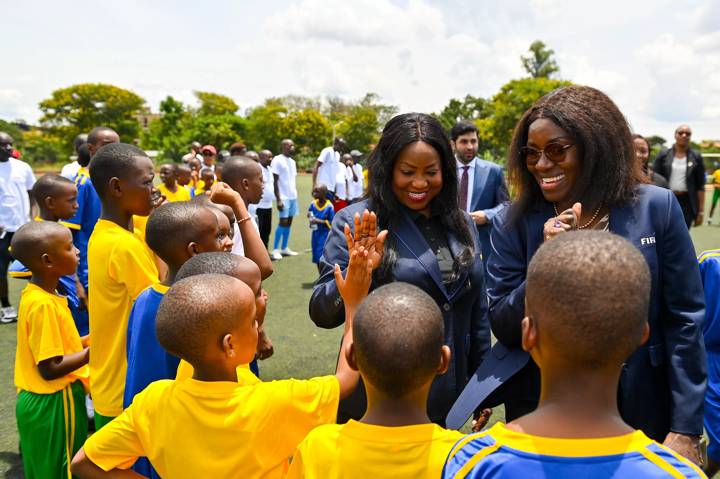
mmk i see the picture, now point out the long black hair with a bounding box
[367,113,475,284]
[506,85,642,224]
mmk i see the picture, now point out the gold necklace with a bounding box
[553,203,602,229]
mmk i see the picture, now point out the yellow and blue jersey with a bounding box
[64,167,101,288]
[442,423,705,478]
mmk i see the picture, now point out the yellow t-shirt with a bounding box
[175,359,260,385]
[158,183,191,203]
[88,219,158,417]
[286,420,463,479]
[713,169,720,187]
[14,283,89,394]
[83,376,340,478]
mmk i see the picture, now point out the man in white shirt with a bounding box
[270,139,299,260]
[181,141,203,164]
[0,132,36,323]
[312,137,347,199]
[254,150,276,247]
[346,151,364,203]
[60,134,88,179]
[451,121,508,270]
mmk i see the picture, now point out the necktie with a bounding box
[459,165,469,211]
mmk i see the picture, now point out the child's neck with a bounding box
[37,210,59,223]
[100,204,134,231]
[316,198,327,207]
[360,381,432,427]
[164,181,178,193]
[30,273,61,295]
[192,361,239,383]
[161,266,179,287]
[511,364,632,438]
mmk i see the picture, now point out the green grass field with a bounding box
[0,176,718,477]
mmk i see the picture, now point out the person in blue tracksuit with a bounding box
[448,85,706,465]
[310,113,490,425]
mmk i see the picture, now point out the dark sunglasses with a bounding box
[202,151,214,156]
[677,131,692,137]
[521,143,574,165]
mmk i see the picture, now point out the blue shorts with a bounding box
[278,199,298,218]
[706,351,720,460]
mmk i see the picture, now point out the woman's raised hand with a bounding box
[344,209,388,271]
[543,202,581,242]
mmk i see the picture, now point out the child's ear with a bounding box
[521,316,537,353]
[242,179,249,191]
[40,252,52,268]
[44,196,54,211]
[187,242,200,257]
[221,333,235,359]
[108,177,123,198]
[437,345,451,375]
[345,341,359,372]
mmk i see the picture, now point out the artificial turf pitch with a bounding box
[0,175,717,477]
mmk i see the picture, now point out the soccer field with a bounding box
[0,176,717,477]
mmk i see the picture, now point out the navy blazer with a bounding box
[467,159,509,268]
[477,184,706,439]
[653,147,706,216]
[309,200,491,424]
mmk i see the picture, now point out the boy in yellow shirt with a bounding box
[286,282,463,479]
[87,143,159,429]
[157,164,190,203]
[12,221,90,479]
[71,246,373,478]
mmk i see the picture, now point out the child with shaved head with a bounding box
[287,282,463,479]
[12,221,89,478]
[72,247,371,478]
[443,231,705,479]
[122,203,233,478]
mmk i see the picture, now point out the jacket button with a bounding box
[443,303,451,311]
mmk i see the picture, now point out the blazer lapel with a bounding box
[471,160,490,212]
[446,231,469,299]
[394,211,448,298]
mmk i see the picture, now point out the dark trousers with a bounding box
[675,193,694,229]
[256,208,272,248]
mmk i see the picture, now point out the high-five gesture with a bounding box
[343,209,388,271]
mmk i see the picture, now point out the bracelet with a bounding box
[238,216,252,224]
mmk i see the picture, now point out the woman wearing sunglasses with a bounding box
[473,86,706,464]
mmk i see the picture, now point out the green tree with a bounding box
[285,109,332,169]
[521,40,560,79]
[141,96,191,161]
[20,129,66,165]
[485,77,571,158]
[194,91,239,116]
[184,114,248,152]
[337,93,398,152]
[246,98,289,152]
[434,94,487,133]
[38,83,145,148]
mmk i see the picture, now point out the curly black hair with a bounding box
[506,85,643,224]
[367,113,475,284]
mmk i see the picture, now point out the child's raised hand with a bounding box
[343,209,388,271]
[334,247,373,313]
[209,182,240,206]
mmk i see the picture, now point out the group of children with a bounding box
[10,134,708,478]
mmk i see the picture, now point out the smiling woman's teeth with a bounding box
[408,192,427,200]
[542,174,565,184]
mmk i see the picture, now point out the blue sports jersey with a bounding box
[700,250,720,351]
[65,167,101,288]
[442,423,705,478]
[309,199,334,264]
[124,284,180,408]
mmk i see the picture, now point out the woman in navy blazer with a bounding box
[476,86,706,463]
[310,113,490,425]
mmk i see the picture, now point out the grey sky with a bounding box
[2,0,719,141]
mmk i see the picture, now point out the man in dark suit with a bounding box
[450,121,509,266]
[653,125,706,228]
